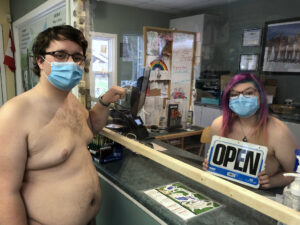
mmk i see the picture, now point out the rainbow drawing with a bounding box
[150,59,168,71]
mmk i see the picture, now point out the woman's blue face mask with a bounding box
[229,95,259,118]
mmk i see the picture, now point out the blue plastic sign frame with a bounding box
[207,136,268,188]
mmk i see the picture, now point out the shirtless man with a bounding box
[203,73,299,189]
[0,25,125,225]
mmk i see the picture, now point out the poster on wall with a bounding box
[13,0,68,94]
[262,18,300,73]
[171,32,194,103]
[18,7,66,91]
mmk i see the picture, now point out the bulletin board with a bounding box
[143,26,196,126]
[13,0,70,95]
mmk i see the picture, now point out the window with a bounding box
[90,32,117,98]
[121,34,144,84]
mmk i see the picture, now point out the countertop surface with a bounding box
[94,136,280,225]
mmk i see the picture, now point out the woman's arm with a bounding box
[202,116,223,170]
[260,116,299,188]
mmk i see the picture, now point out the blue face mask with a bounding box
[46,62,83,91]
[229,95,259,118]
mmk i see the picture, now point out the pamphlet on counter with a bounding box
[144,182,221,220]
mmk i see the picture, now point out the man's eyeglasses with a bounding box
[229,87,257,99]
[42,51,86,65]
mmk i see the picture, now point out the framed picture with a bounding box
[240,54,259,71]
[261,17,300,73]
[242,28,262,46]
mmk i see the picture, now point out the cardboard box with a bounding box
[264,85,277,96]
[263,79,277,99]
[196,89,215,101]
[263,79,277,86]
[220,75,234,91]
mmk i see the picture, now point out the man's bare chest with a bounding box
[26,105,93,170]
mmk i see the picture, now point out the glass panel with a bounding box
[90,33,117,100]
[121,35,144,83]
[95,73,109,97]
[92,39,109,74]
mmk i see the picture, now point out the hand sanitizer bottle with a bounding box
[282,173,300,211]
[278,153,300,225]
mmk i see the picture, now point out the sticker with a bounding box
[207,136,268,188]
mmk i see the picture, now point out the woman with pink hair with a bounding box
[203,73,299,189]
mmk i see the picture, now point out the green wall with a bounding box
[10,0,46,21]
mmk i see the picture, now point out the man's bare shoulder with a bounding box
[0,93,32,121]
[0,93,34,147]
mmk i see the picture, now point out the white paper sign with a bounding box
[207,136,268,188]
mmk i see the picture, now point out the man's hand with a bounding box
[89,86,126,134]
[101,86,126,106]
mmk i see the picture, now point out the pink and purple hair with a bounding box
[221,73,268,139]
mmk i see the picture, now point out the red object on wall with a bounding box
[3,29,16,72]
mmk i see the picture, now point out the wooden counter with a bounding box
[154,128,202,150]
[100,127,300,225]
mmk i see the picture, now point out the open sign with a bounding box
[207,136,268,188]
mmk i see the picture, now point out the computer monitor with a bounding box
[116,67,150,117]
[108,67,150,139]
[132,66,151,117]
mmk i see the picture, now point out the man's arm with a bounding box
[0,102,28,225]
[89,86,125,134]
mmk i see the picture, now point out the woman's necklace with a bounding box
[239,120,252,142]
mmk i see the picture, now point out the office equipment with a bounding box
[108,67,151,140]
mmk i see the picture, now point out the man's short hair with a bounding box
[32,25,88,76]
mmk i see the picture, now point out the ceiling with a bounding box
[99,0,238,14]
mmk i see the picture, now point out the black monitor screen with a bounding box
[130,67,150,117]
[115,67,150,118]
[136,67,151,115]
[134,118,142,126]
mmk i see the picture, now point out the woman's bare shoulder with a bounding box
[267,116,289,131]
[267,116,297,142]
[210,116,223,136]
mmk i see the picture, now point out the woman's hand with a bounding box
[258,170,273,189]
[202,158,209,171]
